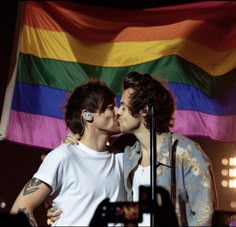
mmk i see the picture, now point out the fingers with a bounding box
[73,133,80,138]
[61,132,80,144]
[47,207,62,225]
[73,133,80,140]
[47,214,61,225]
[47,207,57,216]
[47,218,53,226]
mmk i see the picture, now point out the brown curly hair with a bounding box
[122,71,175,133]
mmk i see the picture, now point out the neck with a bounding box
[80,130,109,152]
[134,128,151,152]
[135,130,167,166]
[135,129,167,150]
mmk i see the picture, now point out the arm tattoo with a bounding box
[23,178,43,196]
[18,207,37,227]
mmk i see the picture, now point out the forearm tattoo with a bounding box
[18,207,37,227]
[23,178,43,196]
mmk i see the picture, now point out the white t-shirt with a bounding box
[133,165,150,227]
[34,143,126,226]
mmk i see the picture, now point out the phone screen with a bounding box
[107,202,141,223]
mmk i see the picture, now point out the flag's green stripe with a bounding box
[17,53,236,96]
[21,26,236,75]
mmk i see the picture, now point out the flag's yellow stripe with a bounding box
[24,2,236,52]
[21,26,236,76]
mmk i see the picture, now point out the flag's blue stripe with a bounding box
[12,83,121,119]
[169,83,236,115]
[12,82,236,118]
[12,83,68,119]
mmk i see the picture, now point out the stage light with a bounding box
[230,201,236,209]
[0,201,6,209]
[221,180,228,187]
[229,179,236,188]
[221,169,228,176]
[221,157,236,189]
[229,168,236,177]
[222,158,229,165]
[230,158,236,166]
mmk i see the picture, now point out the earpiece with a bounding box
[85,112,93,119]
[85,112,92,118]
[82,110,93,121]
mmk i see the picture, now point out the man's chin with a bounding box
[109,130,121,135]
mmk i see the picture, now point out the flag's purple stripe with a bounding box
[169,83,236,115]
[6,110,70,149]
[173,110,236,142]
[6,109,236,149]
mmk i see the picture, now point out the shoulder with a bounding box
[124,141,141,158]
[173,134,209,159]
[45,143,77,162]
[172,133,202,152]
[172,133,211,165]
[114,152,124,162]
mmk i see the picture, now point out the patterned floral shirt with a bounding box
[123,132,218,226]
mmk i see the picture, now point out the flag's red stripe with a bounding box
[24,1,236,51]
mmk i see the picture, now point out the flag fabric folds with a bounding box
[1,1,236,149]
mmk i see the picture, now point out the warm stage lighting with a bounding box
[220,152,236,210]
[221,180,228,187]
[229,168,236,177]
[229,158,236,166]
[229,179,236,188]
[221,169,229,176]
[221,157,236,189]
[231,201,236,209]
[222,158,229,165]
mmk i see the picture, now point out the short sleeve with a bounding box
[33,147,63,194]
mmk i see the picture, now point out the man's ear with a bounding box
[82,110,93,121]
[140,105,149,116]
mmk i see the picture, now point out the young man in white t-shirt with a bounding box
[10,79,126,226]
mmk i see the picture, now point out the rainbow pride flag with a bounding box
[1,1,236,149]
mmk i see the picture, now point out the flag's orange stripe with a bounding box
[24,1,236,51]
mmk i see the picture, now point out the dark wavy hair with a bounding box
[122,71,175,133]
[64,79,116,135]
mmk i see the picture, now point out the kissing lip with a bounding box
[113,118,120,127]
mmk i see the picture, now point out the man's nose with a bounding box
[115,106,121,116]
[114,106,118,115]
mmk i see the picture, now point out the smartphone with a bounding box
[89,198,141,225]
[108,201,141,223]
[90,186,177,226]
